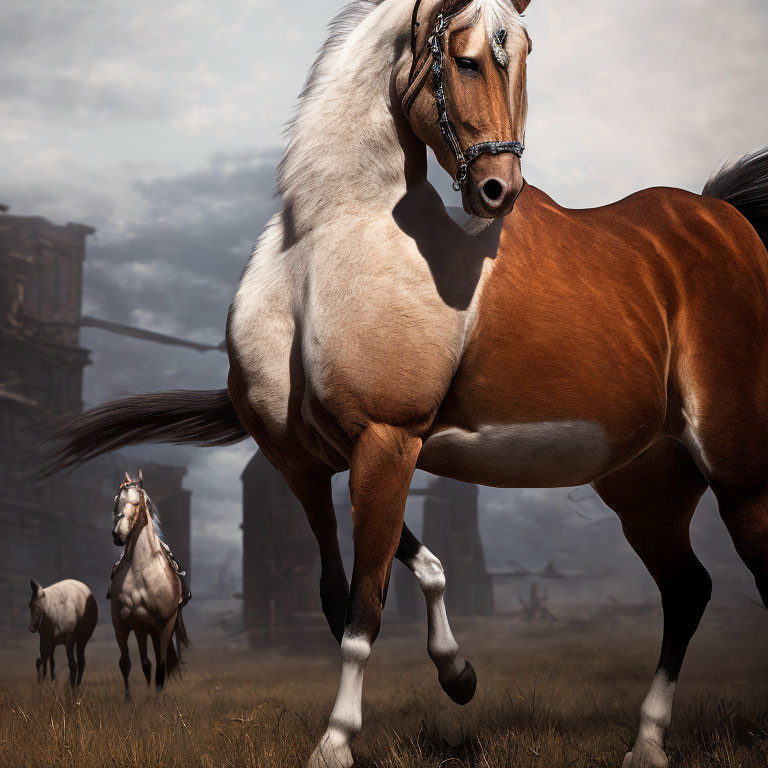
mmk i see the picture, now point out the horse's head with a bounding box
[112,470,147,546]
[400,0,532,218]
[28,578,45,633]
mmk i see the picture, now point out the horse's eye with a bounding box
[454,57,479,73]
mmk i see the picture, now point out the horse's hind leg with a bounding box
[75,639,87,686]
[49,649,55,682]
[593,439,711,768]
[395,523,476,704]
[136,630,151,685]
[155,615,176,691]
[283,470,349,644]
[715,481,768,607]
[36,641,46,682]
[65,640,77,691]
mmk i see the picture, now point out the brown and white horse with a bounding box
[110,472,190,701]
[46,1,768,766]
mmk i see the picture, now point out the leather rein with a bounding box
[403,2,525,191]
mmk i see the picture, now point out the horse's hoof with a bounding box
[441,660,477,705]
[307,730,354,768]
[622,741,669,768]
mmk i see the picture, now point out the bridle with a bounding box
[113,479,145,523]
[403,2,525,191]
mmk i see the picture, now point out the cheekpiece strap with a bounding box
[406,7,526,190]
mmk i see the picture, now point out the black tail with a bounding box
[175,607,191,651]
[166,607,190,679]
[703,146,768,252]
[41,389,248,477]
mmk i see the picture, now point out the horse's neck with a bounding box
[278,0,434,239]
[124,514,162,572]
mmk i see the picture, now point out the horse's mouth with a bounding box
[113,533,123,546]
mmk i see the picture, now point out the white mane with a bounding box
[274,0,525,238]
[277,0,385,222]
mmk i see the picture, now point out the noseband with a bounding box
[404,5,525,191]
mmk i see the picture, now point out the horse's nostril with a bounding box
[482,179,504,202]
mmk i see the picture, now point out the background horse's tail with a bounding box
[703,146,768,252]
[166,607,191,679]
[41,389,247,476]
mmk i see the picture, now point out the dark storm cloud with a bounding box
[83,149,281,360]
[0,72,175,121]
[135,149,281,212]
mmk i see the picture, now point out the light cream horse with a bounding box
[29,578,98,689]
[110,472,189,700]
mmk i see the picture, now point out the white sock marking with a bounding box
[406,545,464,683]
[636,668,676,748]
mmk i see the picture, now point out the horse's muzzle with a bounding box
[463,154,524,218]
[113,533,123,546]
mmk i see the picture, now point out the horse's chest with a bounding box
[303,314,466,446]
[112,571,157,620]
[230,218,492,460]
[304,269,473,427]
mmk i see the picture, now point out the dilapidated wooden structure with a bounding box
[0,206,191,634]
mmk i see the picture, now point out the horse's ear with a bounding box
[512,0,531,13]
[125,471,132,483]
[30,579,43,596]
[138,469,144,488]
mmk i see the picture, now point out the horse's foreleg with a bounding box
[594,440,710,768]
[136,630,151,685]
[308,425,420,768]
[114,626,132,702]
[395,523,476,704]
[35,656,42,683]
[48,648,55,682]
[284,470,349,644]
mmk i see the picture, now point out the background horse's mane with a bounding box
[144,493,166,544]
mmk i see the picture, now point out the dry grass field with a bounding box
[0,609,766,768]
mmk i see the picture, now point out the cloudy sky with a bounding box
[3,0,767,586]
